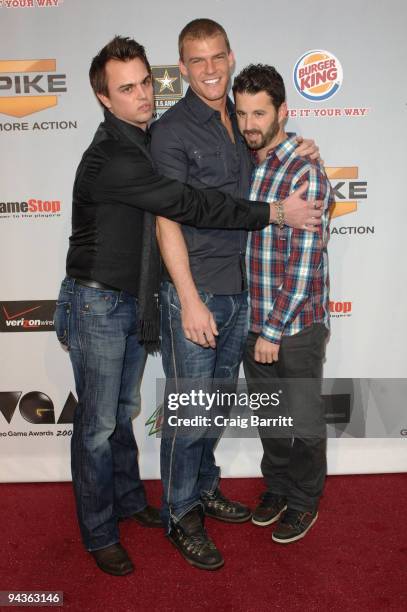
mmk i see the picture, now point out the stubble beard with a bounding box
[244,118,280,151]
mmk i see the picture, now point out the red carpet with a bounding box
[1,475,406,611]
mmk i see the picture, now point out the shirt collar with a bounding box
[103,108,150,148]
[185,86,235,123]
[253,133,297,166]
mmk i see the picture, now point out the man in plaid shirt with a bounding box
[233,64,334,544]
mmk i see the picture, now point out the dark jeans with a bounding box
[243,324,328,512]
[54,276,147,551]
[160,281,248,532]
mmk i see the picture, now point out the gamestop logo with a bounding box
[294,50,343,101]
[330,300,352,318]
[0,59,66,118]
[0,198,61,219]
[1,301,56,332]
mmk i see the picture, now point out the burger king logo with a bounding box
[293,50,343,102]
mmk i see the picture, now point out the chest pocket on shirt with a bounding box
[191,147,226,186]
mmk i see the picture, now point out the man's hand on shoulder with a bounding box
[181,297,218,349]
[254,337,280,364]
[295,136,322,163]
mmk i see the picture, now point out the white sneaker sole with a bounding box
[272,512,319,544]
[251,505,287,527]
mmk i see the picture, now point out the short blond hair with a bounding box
[178,18,231,61]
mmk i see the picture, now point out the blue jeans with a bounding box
[160,281,248,532]
[54,277,147,551]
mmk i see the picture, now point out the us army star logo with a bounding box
[155,69,178,93]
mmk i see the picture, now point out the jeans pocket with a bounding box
[167,284,182,314]
[197,290,212,306]
[168,286,211,316]
[79,289,119,316]
[54,301,71,349]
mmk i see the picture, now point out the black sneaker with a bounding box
[252,492,287,526]
[272,508,318,544]
[201,488,251,523]
[168,508,224,570]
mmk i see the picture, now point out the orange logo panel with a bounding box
[0,59,58,118]
[325,167,359,218]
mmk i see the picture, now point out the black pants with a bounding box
[243,324,328,512]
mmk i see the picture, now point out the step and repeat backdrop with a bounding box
[1,0,406,481]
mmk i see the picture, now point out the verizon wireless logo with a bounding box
[1,301,55,332]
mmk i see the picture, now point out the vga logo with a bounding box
[0,391,76,424]
[325,167,367,218]
[0,59,66,118]
[294,50,343,102]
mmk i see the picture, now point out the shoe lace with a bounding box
[179,531,216,556]
[281,508,307,527]
[204,489,235,512]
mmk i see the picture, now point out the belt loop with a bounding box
[65,275,75,295]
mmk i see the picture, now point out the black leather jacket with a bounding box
[66,109,269,296]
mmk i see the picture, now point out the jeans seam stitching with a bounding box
[75,289,89,544]
[167,287,180,524]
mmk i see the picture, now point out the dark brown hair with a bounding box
[233,64,286,111]
[89,35,151,98]
[178,18,230,61]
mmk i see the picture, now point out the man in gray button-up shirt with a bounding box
[151,18,321,571]
[152,86,251,295]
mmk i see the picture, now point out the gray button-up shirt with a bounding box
[151,87,252,294]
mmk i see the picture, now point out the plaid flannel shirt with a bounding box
[246,135,334,345]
